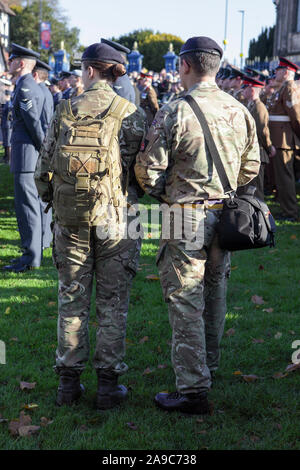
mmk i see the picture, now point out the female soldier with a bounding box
[35,43,146,410]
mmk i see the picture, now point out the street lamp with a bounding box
[238,10,245,69]
[223,0,229,52]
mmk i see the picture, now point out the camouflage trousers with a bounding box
[157,206,231,393]
[52,219,141,376]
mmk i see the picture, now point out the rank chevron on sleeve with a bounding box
[20,100,33,111]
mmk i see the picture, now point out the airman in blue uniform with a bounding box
[32,58,54,249]
[3,43,45,273]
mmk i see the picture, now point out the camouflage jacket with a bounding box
[35,80,146,203]
[134,81,260,204]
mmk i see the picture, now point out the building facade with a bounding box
[0,1,15,72]
[273,0,300,63]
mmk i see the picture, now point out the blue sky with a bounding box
[59,0,276,65]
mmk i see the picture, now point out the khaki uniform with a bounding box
[267,80,300,219]
[35,81,146,375]
[135,81,260,393]
[239,98,272,200]
[139,84,159,126]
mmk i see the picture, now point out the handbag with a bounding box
[185,94,276,251]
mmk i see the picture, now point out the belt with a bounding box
[269,115,291,122]
[172,200,224,210]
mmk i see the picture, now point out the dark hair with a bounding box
[180,51,220,77]
[82,61,126,81]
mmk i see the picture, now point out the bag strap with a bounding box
[185,94,233,195]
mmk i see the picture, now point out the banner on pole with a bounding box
[40,22,51,50]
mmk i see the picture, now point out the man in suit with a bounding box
[32,59,54,250]
[3,43,45,273]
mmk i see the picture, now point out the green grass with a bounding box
[0,157,300,450]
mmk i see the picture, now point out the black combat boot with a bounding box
[96,370,128,410]
[154,390,210,414]
[56,369,84,406]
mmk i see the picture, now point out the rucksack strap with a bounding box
[185,95,233,195]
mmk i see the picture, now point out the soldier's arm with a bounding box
[134,106,172,200]
[34,111,59,202]
[19,87,45,150]
[237,111,261,186]
[120,106,147,172]
[148,87,160,114]
[254,102,273,153]
[283,82,300,138]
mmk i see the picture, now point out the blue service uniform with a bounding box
[1,99,13,162]
[53,91,63,110]
[62,87,72,100]
[113,74,135,104]
[10,73,45,268]
[39,81,54,249]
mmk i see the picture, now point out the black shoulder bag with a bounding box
[185,95,276,251]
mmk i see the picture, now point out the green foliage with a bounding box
[248,26,275,61]
[10,0,81,62]
[112,29,184,72]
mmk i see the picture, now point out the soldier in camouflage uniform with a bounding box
[35,43,146,409]
[135,36,260,415]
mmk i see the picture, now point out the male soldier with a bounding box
[0,78,13,164]
[101,38,136,104]
[35,43,146,409]
[267,57,300,221]
[135,36,260,414]
[138,72,159,126]
[3,44,45,273]
[238,76,276,200]
[50,77,63,110]
[58,71,73,100]
[227,66,244,98]
[32,59,54,250]
[69,70,84,98]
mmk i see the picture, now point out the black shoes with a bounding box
[56,369,84,406]
[3,263,36,273]
[154,390,210,414]
[96,370,128,410]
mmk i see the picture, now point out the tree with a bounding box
[112,29,184,72]
[248,26,275,62]
[9,0,81,61]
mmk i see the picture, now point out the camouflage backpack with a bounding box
[50,94,133,248]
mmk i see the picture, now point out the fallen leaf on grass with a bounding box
[10,337,18,342]
[242,374,260,383]
[146,275,160,281]
[258,265,265,270]
[274,332,282,340]
[40,417,53,427]
[285,363,300,373]
[289,330,296,335]
[263,308,274,313]
[18,425,40,437]
[233,307,243,310]
[233,371,243,375]
[250,435,260,443]
[48,302,56,307]
[252,338,265,344]
[139,336,149,344]
[272,372,288,379]
[225,328,235,337]
[196,418,204,423]
[157,346,162,353]
[9,412,31,436]
[142,367,155,375]
[157,364,167,369]
[127,422,138,430]
[22,403,39,410]
[290,235,297,240]
[275,423,282,430]
[231,266,238,271]
[198,430,207,435]
[20,382,36,391]
[4,307,11,315]
[251,295,265,305]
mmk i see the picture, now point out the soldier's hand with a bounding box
[269,146,276,158]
